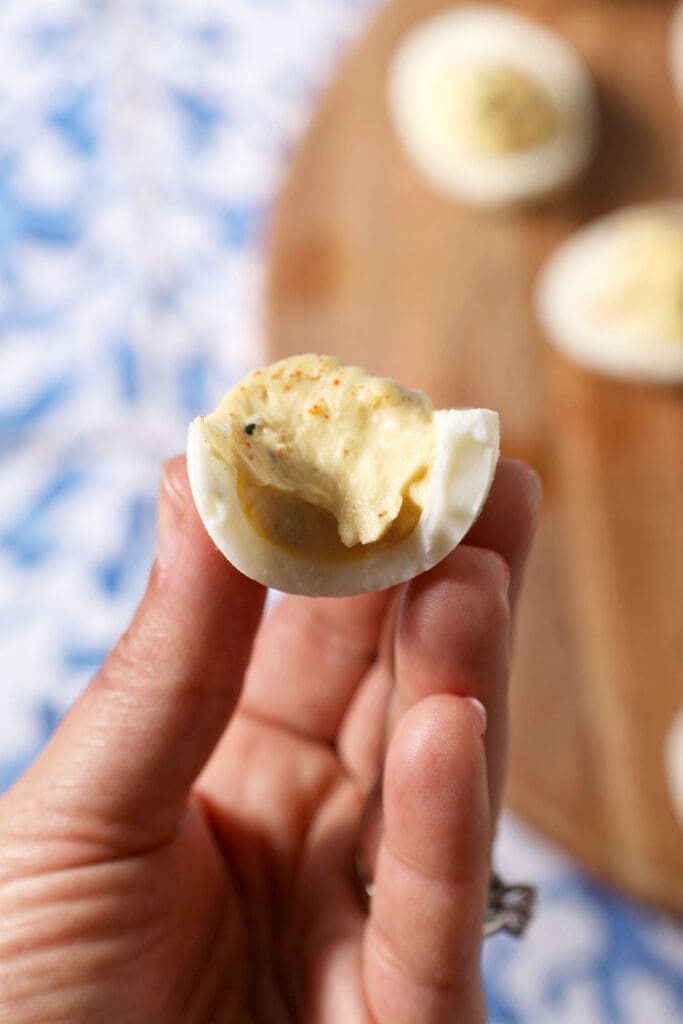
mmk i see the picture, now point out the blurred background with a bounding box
[1,1,682,1021]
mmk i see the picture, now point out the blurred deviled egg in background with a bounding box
[386,4,598,207]
[670,1,683,109]
[536,202,683,383]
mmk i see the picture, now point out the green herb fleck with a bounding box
[244,423,256,435]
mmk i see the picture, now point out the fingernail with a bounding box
[465,697,487,738]
[523,463,543,518]
[156,464,186,571]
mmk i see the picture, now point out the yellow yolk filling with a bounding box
[592,216,683,342]
[204,354,435,560]
[439,63,560,154]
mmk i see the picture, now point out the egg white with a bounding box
[386,4,597,207]
[665,704,683,828]
[535,201,683,383]
[187,406,499,597]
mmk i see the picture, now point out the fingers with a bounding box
[338,457,540,788]
[240,589,391,743]
[387,457,542,819]
[11,456,265,854]
[464,457,542,607]
[238,458,540,751]
[388,454,541,815]
[363,694,489,1024]
[393,545,510,820]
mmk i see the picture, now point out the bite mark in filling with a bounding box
[204,354,436,560]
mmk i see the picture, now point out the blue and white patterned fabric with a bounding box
[1,3,682,1021]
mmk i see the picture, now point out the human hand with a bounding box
[0,455,540,1023]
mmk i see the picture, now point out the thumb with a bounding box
[12,455,265,855]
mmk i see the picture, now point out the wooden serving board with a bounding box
[265,0,683,913]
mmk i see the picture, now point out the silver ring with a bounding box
[356,858,536,940]
[483,872,536,938]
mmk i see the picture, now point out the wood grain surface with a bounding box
[265,0,683,913]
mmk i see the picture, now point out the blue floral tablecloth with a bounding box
[1,2,682,1020]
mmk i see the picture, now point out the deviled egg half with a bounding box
[536,202,683,383]
[386,4,597,207]
[187,354,499,596]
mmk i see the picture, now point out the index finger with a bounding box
[464,457,542,606]
[363,694,489,1024]
[338,457,541,786]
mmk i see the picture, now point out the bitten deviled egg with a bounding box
[536,202,683,383]
[187,355,499,596]
[386,4,597,207]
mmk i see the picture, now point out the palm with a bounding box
[195,710,369,1020]
[82,685,371,1021]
